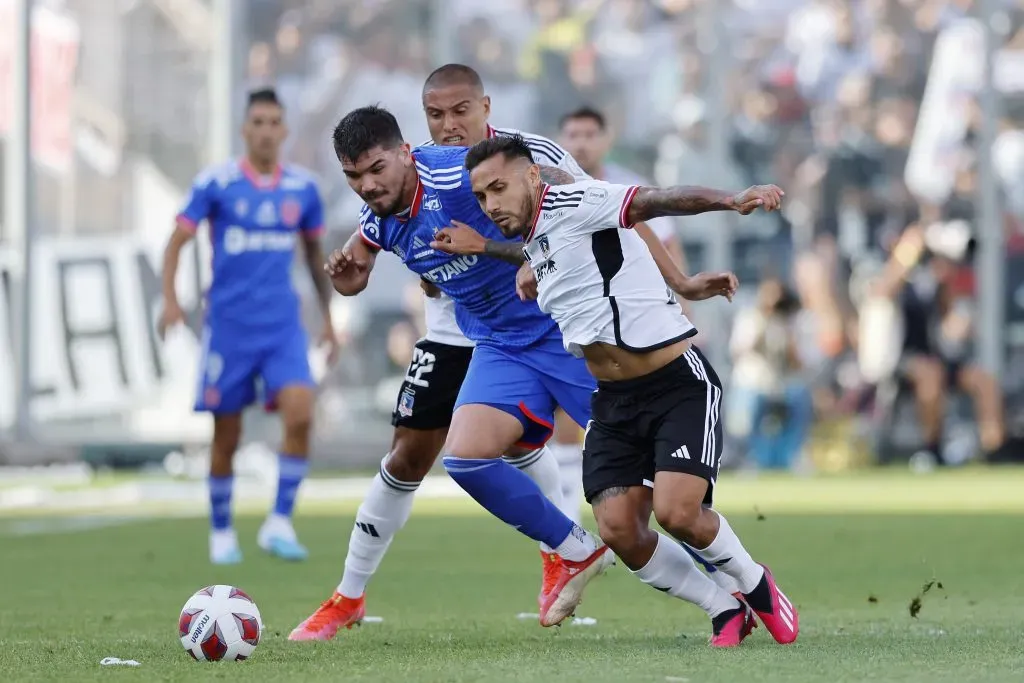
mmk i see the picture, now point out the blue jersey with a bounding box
[358,145,558,348]
[178,159,324,335]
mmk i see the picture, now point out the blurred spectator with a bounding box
[729,278,814,470]
[872,223,1007,465]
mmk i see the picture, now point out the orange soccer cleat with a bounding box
[539,551,564,608]
[288,593,366,642]
[539,545,614,627]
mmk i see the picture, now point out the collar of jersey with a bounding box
[486,125,496,139]
[396,156,425,223]
[239,157,283,190]
[525,184,550,244]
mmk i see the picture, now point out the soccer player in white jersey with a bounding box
[552,105,694,527]
[457,134,799,647]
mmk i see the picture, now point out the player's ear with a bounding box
[398,143,412,165]
[481,95,491,117]
[526,164,541,186]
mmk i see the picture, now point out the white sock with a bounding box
[547,441,584,524]
[707,565,742,594]
[633,533,739,618]
[504,447,566,552]
[692,511,765,594]
[337,458,419,599]
[553,523,599,562]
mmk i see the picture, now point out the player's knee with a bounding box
[387,428,444,482]
[595,514,657,570]
[652,499,703,544]
[283,409,313,440]
[444,405,522,459]
[211,415,243,464]
[910,358,945,404]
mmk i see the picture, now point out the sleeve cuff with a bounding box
[619,186,640,229]
[358,231,381,251]
[176,214,198,232]
[303,225,326,238]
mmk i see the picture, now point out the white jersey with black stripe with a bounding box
[414,126,590,348]
[523,180,696,358]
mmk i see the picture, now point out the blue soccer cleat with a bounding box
[209,529,243,565]
[258,517,308,561]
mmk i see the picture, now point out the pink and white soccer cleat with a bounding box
[709,604,757,648]
[746,564,798,644]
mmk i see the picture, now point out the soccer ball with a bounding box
[178,585,263,661]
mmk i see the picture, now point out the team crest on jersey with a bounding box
[538,234,551,258]
[280,198,302,228]
[255,200,277,227]
[397,389,415,417]
[423,195,441,211]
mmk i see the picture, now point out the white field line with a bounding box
[0,476,469,516]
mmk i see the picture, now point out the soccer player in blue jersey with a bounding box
[297,66,731,643]
[159,88,338,565]
[290,105,616,637]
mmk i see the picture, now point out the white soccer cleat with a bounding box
[209,529,243,565]
[257,515,308,561]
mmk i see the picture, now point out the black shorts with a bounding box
[391,339,474,431]
[582,345,723,505]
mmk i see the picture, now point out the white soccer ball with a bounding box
[178,585,263,662]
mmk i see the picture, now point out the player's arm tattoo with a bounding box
[627,186,736,224]
[482,239,527,265]
[538,165,575,185]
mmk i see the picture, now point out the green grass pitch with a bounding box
[1,469,1023,682]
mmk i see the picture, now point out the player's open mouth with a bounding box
[443,136,464,145]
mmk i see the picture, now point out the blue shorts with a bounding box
[454,334,596,449]
[194,324,314,415]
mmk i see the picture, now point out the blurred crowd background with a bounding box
[1,0,1022,471]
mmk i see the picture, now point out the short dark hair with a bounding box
[332,105,405,161]
[247,88,282,110]
[559,106,606,131]
[465,133,535,174]
[423,63,484,94]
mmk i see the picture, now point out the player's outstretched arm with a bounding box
[626,184,784,224]
[159,220,196,338]
[325,231,377,296]
[432,220,527,265]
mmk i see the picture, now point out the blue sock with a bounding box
[683,543,717,572]
[274,453,309,517]
[443,456,574,549]
[209,475,234,531]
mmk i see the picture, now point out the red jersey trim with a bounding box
[176,214,198,232]
[619,185,640,229]
[525,184,550,243]
[239,158,283,190]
